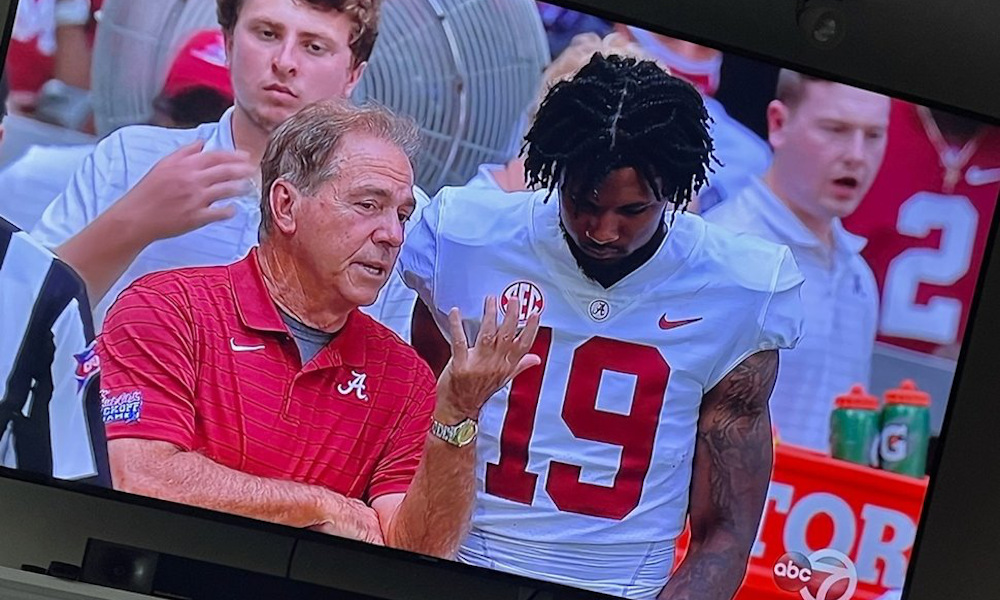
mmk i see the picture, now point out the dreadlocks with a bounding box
[523,53,715,214]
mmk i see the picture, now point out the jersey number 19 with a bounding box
[485,327,670,520]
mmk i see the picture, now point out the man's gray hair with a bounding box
[259,99,421,237]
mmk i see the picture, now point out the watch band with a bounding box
[430,417,478,447]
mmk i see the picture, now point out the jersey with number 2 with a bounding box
[398,187,804,597]
[843,100,1000,354]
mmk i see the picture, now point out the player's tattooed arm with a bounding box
[659,350,778,600]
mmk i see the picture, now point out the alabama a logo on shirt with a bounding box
[337,370,369,401]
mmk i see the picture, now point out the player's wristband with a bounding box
[55,0,92,26]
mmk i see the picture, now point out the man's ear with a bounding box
[343,61,368,98]
[223,30,234,68]
[269,179,300,235]
[766,99,791,150]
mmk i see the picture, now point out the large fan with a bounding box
[90,0,550,192]
[91,0,218,136]
[352,0,550,193]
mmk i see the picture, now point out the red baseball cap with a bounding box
[162,29,234,100]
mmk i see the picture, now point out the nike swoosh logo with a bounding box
[230,337,265,352]
[966,166,1000,186]
[659,315,702,330]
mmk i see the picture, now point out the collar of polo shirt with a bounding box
[228,248,367,368]
[745,177,868,257]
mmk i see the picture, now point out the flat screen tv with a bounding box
[1,1,999,599]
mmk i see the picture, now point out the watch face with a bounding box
[455,420,478,446]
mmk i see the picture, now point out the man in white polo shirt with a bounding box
[703,70,890,452]
[31,0,422,333]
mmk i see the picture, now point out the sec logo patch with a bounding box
[500,281,544,324]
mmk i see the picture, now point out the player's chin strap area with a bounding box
[585,231,620,245]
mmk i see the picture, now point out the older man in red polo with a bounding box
[97,100,540,558]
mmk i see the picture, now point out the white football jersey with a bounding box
[398,187,804,599]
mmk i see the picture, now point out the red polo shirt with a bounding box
[99,249,436,502]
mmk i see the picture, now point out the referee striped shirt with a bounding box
[0,217,110,485]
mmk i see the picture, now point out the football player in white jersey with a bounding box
[399,54,805,600]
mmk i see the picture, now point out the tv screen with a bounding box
[1,1,998,600]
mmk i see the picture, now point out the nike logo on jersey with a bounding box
[659,315,702,330]
[230,337,265,352]
[966,166,1000,186]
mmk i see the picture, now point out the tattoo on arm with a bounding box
[659,350,779,600]
[702,350,777,528]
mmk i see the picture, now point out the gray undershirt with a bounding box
[279,309,335,365]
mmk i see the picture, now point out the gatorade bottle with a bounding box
[829,384,881,467]
[879,380,931,478]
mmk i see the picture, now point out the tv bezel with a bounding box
[2,1,999,599]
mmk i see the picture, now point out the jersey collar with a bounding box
[529,189,701,297]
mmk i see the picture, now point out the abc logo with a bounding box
[774,552,812,592]
[773,549,858,600]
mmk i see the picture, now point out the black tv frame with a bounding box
[2,0,999,599]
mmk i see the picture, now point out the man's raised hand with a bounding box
[437,296,542,421]
[118,140,256,243]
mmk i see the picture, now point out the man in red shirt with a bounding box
[98,99,541,558]
[843,100,1000,358]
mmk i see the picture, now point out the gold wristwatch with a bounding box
[430,417,478,447]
